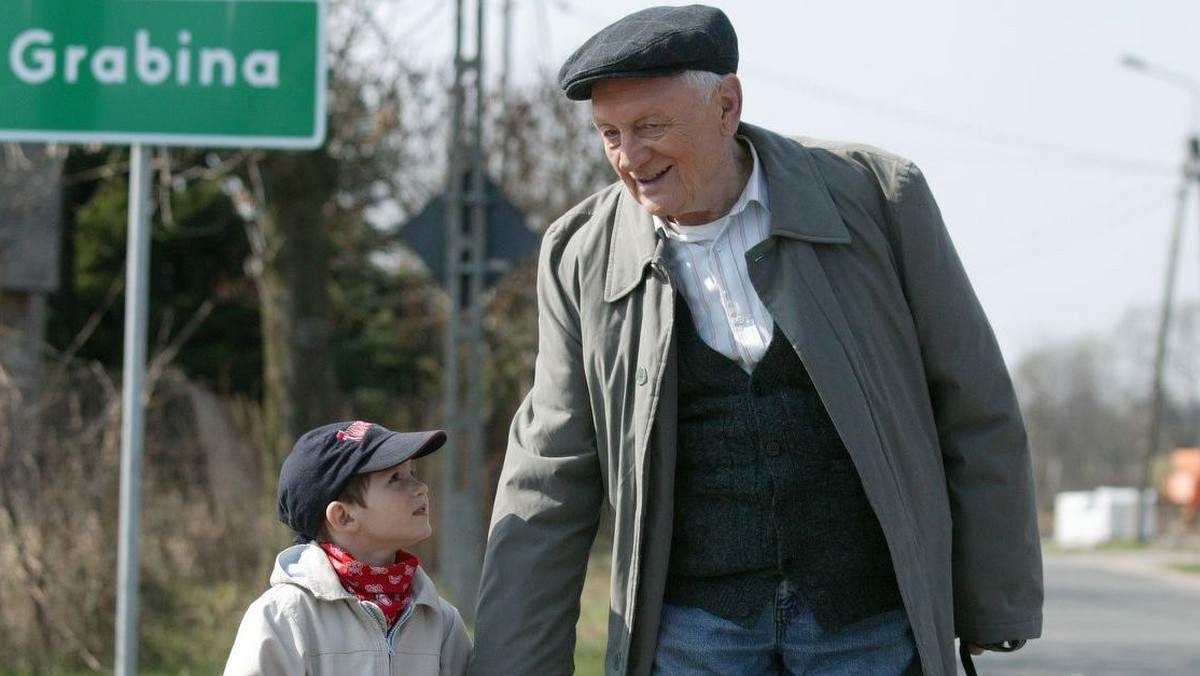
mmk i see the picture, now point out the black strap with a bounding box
[960,640,1027,675]
[959,642,978,676]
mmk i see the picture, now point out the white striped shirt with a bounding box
[655,138,773,372]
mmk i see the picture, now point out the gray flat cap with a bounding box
[558,5,738,101]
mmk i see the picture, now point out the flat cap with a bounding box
[558,5,738,101]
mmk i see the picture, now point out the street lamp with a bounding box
[1120,53,1200,542]
[1121,54,1200,136]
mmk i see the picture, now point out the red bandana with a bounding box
[319,542,418,628]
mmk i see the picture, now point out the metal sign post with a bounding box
[115,144,152,676]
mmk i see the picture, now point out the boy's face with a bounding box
[351,459,432,551]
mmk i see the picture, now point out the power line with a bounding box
[743,63,1175,176]
[529,0,554,74]
[395,0,452,44]
[521,0,1178,176]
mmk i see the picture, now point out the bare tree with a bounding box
[1013,301,1200,512]
[487,75,615,230]
[180,0,452,459]
[1015,337,1140,506]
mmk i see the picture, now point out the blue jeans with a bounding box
[652,581,919,675]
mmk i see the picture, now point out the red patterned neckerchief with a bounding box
[319,542,418,628]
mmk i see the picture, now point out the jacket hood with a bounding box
[270,543,351,602]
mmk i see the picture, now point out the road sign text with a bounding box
[9,28,280,88]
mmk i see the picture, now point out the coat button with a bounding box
[636,367,648,385]
[766,441,782,457]
[737,603,752,617]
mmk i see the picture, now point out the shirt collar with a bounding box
[733,136,769,213]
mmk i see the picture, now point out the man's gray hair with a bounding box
[677,69,726,99]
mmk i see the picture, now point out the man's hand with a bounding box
[961,640,1027,676]
[970,640,1027,654]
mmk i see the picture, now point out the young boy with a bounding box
[224,420,471,676]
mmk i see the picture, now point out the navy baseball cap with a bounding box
[276,420,447,541]
[558,5,738,100]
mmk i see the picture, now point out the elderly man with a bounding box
[468,5,1042,676]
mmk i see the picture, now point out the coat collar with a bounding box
[603,188,663,302]
[603,123,849,302]
[742,123,852,245]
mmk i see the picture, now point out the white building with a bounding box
[1053,486,1156,548]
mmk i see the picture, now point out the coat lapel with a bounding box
[604,190,661,303]
[741,126,885,467]
[745,124,850,245]
[742,124,855,349]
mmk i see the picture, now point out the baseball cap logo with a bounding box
[336,420,373,442]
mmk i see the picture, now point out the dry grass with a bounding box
[0,364,272,674]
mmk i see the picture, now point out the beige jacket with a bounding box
[470,125,1042,676]
[224,543,471,676]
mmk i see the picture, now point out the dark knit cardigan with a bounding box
[666,300,903,631]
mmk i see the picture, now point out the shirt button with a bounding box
[636,367,648,385]
[766,442,782,457]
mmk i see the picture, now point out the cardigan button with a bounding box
[636,367,648,385]
[765,441,782,457]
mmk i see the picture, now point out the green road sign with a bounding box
[1,0,326,148]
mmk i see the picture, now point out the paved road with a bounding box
[959,548,1200,676]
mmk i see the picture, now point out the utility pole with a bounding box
[1122,54,1200,542]
[498,0,513,185]
[440,0,487,622]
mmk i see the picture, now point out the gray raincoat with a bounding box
[469,124,1043,676]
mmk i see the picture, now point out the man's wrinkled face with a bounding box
[591,74,738,225]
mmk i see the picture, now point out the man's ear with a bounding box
[325,501,359,534]
[717,73,743,135]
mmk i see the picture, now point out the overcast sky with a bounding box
[408,0,1200,363]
